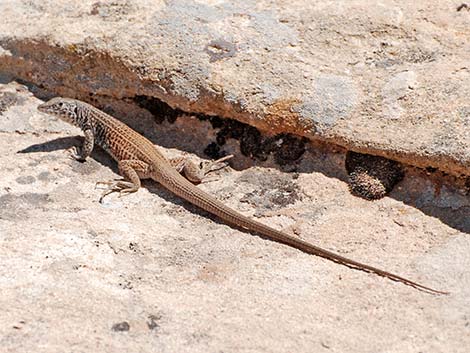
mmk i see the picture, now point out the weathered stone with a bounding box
[1,75,470,353]
[0,0,469,177]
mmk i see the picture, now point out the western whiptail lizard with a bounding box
[38,97,447,295]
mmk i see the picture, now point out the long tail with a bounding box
[161,169,449,295]
[232,218,448,295]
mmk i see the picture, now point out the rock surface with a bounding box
[1,1,470,352]
[0,0,469,176]
[1,81,470,353]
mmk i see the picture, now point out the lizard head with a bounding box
[38,97,81,125]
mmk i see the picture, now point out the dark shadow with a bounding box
[18,136,117,173]
[143,180,220,221]
[390,174,470,234]
[18,136,81,154]
[414,204,470,233]
[0,74,12,85]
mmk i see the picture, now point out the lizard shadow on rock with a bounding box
[18,136,118,173]
[18,136,82,154]
[142,180,229,226]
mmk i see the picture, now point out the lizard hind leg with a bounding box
[169,154,233,184]
[97,159,150,202]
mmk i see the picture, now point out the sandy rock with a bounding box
[1,79,470,353]
[0,0,469,176]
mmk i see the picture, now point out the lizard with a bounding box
[37,97,448,295]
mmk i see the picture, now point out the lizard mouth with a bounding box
[37,102,52,113]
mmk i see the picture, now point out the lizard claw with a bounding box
[98,180,138,202]
[118,189,136,198]
[95,178,124,189]
[204,154,233,173]
[99,189,113,203]
[97,180,122,202]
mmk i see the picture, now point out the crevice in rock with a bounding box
[133,95,307,167]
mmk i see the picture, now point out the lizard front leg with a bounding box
[97,159,151,202]
[169,154,233,184]
[71,128,94,162]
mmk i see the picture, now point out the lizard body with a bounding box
[38,97,447,294]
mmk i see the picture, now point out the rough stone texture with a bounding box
[1,81,470,352]
[0,0,469,177]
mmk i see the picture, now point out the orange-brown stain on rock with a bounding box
[264,98,314,136]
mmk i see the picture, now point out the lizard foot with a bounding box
[68,146,86,162]
[196,154,234,184]
[96,180,138,203]
[200,154,233,177]
[169,154,233,184]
